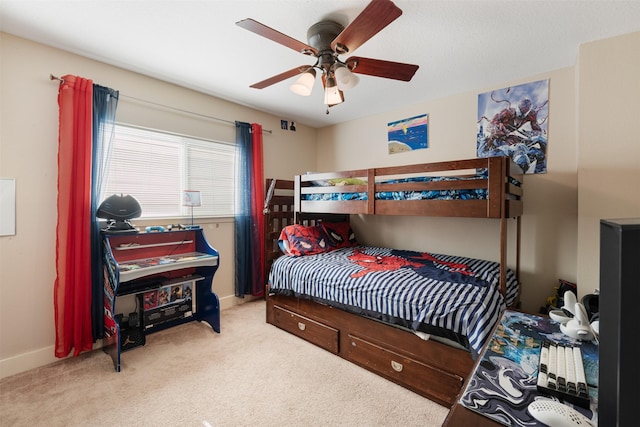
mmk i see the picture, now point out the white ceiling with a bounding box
[2,1,640,128]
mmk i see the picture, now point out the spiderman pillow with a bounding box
[321,221,357,249]
[279,222,358,256]
[278,224,332,256]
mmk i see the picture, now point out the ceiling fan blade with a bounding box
[346,56,419,82]
[236,18,318,56]
[249,66,311,89]
[331,0,402,54]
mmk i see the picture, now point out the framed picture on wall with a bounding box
[477,79,549,174]
[0,178,16,236]
[387,114,429,155]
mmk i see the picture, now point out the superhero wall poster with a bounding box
[477,79,549,174]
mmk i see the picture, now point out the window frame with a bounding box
[101,123,236,220]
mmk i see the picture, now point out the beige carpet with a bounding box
[0,300,449,426]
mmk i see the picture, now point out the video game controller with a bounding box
[166,224,186,231]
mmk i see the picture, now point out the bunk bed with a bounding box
[263,156,523,407]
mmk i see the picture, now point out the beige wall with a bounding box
[318,67,579,315]
[0,33,318,378]
[576,31,640,293]
[2,29,638,379]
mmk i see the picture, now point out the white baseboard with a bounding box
[219,294,261,310]
[0,296,261,379]
[0,342,101,380]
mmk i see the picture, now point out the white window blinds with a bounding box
[102,124,235,218]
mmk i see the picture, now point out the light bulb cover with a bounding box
[290,69,316,96]
[334,65,359,90]
[324,76,343,105]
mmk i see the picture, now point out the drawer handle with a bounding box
[391,360,403,372]
[297,322,306,331]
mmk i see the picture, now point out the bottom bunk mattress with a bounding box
[268,245,519,356]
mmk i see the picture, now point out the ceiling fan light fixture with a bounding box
[238,0,418,113]
[324,76,343,105]
[290,68,316,96]
[334,64,359,90]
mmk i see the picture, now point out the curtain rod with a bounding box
[50,74,272,134]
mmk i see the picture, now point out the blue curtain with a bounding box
[235,122,253,297]
[234,121,265,297]
[91,84,119,340]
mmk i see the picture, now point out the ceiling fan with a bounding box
[236,0,419,111]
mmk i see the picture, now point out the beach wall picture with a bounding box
[387,114,428,154]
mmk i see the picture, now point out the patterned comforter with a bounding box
[269,245,519,355]
[304,172,522,202]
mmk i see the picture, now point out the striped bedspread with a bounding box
[268,246,519,355]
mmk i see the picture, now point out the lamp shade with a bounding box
[324,76,343,105]
[334,65,359,90]
[290,69,316,96]
[183,190,201,207]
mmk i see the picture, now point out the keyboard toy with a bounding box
[536,341,590,409]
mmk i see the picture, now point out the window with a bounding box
[103,124,235,218]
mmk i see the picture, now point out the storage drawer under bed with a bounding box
[271,305,339,354]
[346,334,465,406]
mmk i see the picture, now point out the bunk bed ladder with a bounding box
[263,179,295,289]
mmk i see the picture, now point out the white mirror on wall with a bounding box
[0,178,16,236]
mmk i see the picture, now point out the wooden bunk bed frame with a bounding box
[263,156,523,407]
[263,179,295,287]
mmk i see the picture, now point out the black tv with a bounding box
[599,218,640,427]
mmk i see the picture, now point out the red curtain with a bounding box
[250,123,265,296]
[54,75,94,358]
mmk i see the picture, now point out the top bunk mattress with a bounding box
[303,171,521,202]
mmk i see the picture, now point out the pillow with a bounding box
[304,171,332,187]
[321,221,358,249]
[277,233,293,256]
[278,224,332,256]
[328,177,367,186]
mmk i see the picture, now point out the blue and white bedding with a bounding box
[269,245,519,356]
[303,172,521,202]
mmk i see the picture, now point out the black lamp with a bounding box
[97,194,142,232]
